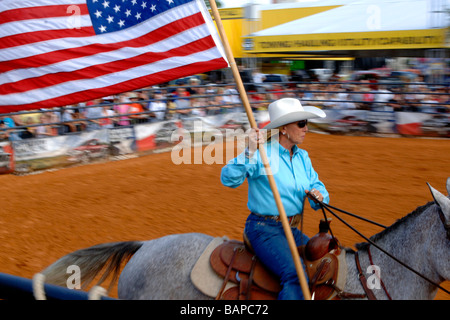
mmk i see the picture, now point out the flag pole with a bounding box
[209,1,311,300]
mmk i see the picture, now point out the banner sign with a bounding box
[108,126,137,156]
[13,130,109,173]
[3,110,448,174]
[395,112,449,137]
[0,142,14,174]
[134,120,182,153]
[244,29,446,53]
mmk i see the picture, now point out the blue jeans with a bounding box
[244,214,309,300]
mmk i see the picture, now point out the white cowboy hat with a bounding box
[264,98,326,130]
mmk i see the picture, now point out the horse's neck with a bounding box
[347,209,440,300]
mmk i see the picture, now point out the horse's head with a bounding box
[427,177,450,282]
[427,177,450,240]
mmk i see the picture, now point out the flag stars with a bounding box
[89,0,178,34]
[94,10,102,18]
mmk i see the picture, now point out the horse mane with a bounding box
[355,200,436,251]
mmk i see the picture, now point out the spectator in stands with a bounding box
[148,90,167,121]
[85,98,103,131]
[35,113,54,138]
[206,86,225,115]
[252,70,266,84]
[294,84,307,101]
[422,87,449,113]
[187,77,201,95]
[387,93,406,112]
[268,83,286,100]
[205,84,217,106]
[190,85,209,117]
[436,87,450,113]
[223,84,241,112]
[420,90,440,113]
[310,83,330,108]
[114,94,132,126]
[165,91,177,120]
[335,88,357,110]
[128,92,147,124]
[248,88,268,113]
[408,74,427,95]
[301,83,317,101]
[48,109,61,136]
[190,94,206,117]
[404,97,422,112]
[59,106,75,134]
[320,83,340,109]
[100,104,115,128]
[283,84,297,98]
[372,85,394,111]
[361,88,375,109]
[0,115,21,141]
[350,80,374,110]
[71,106,87,131]
[173,87,191,119]
[20,117,36,139]
[0,120,10,141]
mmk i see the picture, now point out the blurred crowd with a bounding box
[298,74,450,113]
[0,72,448,141]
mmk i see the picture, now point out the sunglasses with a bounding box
[296,120,308,128]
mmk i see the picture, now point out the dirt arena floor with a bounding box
[0,132,449,300]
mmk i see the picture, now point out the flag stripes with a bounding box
[0,0,228,112]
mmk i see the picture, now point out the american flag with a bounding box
[0,0,228,112]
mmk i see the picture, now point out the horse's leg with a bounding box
[118,233,214,300]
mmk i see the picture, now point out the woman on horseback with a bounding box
[220,97,329,300]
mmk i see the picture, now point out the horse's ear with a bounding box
[446,177,450,196]
[427,181,450,221]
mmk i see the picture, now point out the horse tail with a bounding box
[41,241,143,292]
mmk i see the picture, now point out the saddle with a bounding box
[300,219,344,300]
[210,240,280,300]
[209,219,346,300]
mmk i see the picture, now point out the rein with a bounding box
[307,193,450,297]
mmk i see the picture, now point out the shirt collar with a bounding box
[268,139,301,157]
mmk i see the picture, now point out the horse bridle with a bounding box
[306,192,450,298]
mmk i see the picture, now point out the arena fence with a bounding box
[0,81,448,175]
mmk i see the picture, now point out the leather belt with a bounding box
[251,212,302,228]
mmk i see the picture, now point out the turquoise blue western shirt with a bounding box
[220,139,329,216]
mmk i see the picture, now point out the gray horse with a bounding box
[42,179,450,300]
